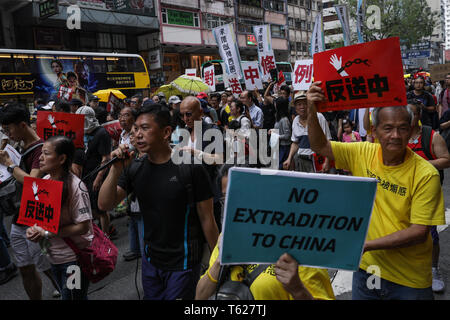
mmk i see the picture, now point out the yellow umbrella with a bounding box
[155,84,183,98]
[171,75,210,96]
[93,89,126,102]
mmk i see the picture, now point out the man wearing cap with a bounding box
[69,98,84,114]
[75,106,114,238]
[89,95,100,110]
[196,93,218,123]
[282,91,331,172]
[168,95,181,110]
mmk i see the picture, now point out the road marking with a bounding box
[333,207,450,297]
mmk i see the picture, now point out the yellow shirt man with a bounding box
[202,244,335,300]
[331,141,445,288]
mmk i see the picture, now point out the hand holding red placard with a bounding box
[313,37,407,112]
[17,177,63,234]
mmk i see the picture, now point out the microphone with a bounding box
[82,145,136,182]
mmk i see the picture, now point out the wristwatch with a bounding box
[7,164,18,173]
[44,230,49,240]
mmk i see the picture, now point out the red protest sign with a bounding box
[107,92,124,113]
[102,120,122,143]
[37,111,85,149]
[313,37,407,112]
[17,177,63,234]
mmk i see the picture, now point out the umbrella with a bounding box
[93,89,126,102]
[155,84,183,98]
[171,75,210,96]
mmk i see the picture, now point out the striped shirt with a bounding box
[291,113,331,156]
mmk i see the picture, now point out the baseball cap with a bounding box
[196,92,208,100]
[168,96,181,105]
[157,92,166,99]
[89,95,99,101]
[293,91,307,102]
[69,98,83,106]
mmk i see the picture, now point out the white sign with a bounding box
[203,65,216,92]
[242,61,263,90]
[213,23,243,79]
[148,49,161,70]
[0,144,21,183]
[253,25,276,82]
[185,68,197,77]
[293,60,314,91]
[225,74,243,98]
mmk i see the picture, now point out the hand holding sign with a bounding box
[274,253,312,300]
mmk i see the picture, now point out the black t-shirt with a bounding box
[83,127,112,174]
[261,102,276,129]
[118,157,214,271]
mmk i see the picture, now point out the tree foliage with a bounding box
[342,0,438,48]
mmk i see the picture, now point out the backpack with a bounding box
[0,142,43,216]
[209,264,269,300]
[63,223,118,283]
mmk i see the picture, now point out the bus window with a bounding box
[92,57,107,73]
[107,57,127,72]
[0,54,13,73]
[13,54,34,73]
[127,57,146,72]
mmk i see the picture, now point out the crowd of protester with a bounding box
[0,70,449,300]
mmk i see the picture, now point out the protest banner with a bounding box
[356,0,365,44]
[313,37,407,112]
[203,64,216,92]
[293,60,313,91]
[310,13,325,57]
[0,144,21,183]
[220,167,377,271]
[102,119,122,143]
[106,92,124,113]
[17,176,63,234]
[253,25,276,82]
[225,74,243,98]
[37,111,85,148]
[213,23,243,79]
[334,4,351,46]
[242,61,263,90]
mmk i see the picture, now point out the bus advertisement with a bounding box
[0,49,150,103]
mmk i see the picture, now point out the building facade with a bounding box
[152,0,290,86]
[287,0,322,63]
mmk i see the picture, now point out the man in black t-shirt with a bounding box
[98,103,219,300]
[407,76,439,129]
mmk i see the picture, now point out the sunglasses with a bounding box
[179,112,193,118]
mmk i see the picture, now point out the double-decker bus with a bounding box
[0,49,150,104]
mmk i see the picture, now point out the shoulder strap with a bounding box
[19,142,44,171]
[243,264,269,287]
[421,125,435,160]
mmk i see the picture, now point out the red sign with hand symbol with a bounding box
[313,37,406,112]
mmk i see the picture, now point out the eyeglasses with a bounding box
[118,113,132,119]
[180,112,193,118]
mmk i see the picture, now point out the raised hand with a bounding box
[329,54,348,77]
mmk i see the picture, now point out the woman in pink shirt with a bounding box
[26,136,93,300]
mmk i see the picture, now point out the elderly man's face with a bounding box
[373,107,412,155]
[294,99,307,118]
[180,98,202,129]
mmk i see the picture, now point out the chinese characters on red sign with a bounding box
[17,177,63,234]
[37,111,85,149]
[313,37,406,112]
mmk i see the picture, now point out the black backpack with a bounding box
[209,264,269,300]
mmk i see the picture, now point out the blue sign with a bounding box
[220,168,377,271]
[401,50,430,59]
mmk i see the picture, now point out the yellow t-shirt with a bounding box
[202,244,335,300]
[331,141,445,288]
